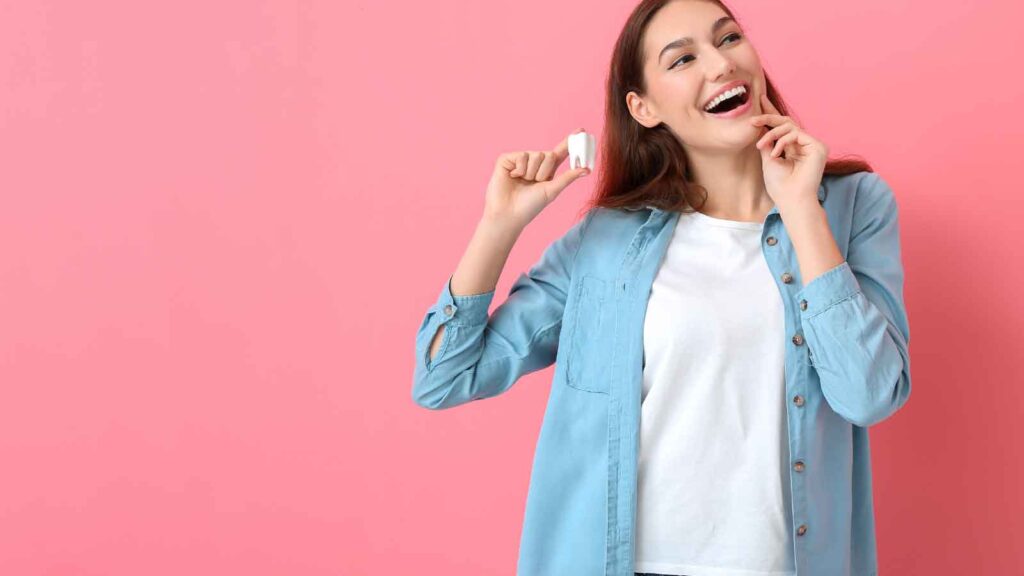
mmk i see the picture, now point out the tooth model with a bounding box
[568,131,596,171]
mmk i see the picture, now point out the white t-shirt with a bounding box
[634,209,796,576]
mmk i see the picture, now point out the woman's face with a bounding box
[628,0,766,153]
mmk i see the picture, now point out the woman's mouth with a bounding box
[703,87,753,119]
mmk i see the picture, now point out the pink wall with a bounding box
[1,0,1020,574]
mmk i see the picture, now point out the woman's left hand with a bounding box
[751,92,828,210]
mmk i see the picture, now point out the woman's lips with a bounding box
[704,92,753,119]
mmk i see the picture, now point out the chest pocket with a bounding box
[564,274,612,394]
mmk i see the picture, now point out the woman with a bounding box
[412,1,911,575]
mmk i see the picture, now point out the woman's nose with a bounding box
[707,52,736,80]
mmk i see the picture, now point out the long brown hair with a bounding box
[585,0,872,215]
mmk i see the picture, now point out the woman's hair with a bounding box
[585,0,872,215]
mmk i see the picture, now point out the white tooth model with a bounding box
[568,131,596,171]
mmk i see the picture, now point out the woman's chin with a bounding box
[713,129,761,151]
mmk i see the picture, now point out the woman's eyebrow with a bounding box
[657,16,736,63]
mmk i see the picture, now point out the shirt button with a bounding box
[766,236,777,246]
[792,333,804,346]
[793,395,805,407]
[797,524,808,536]
[781,272,793,284]
[793,460,805,472]
[443,304,455,316]
[799,299,808,311]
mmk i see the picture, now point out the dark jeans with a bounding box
[635,573,688,576]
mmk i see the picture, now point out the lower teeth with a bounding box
[709,96,745,114]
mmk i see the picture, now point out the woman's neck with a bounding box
[685,145,772,223]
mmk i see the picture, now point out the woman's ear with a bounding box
[626,92,660,129]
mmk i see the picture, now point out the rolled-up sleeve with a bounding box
[412,209,595,410]
[794,173,912,427]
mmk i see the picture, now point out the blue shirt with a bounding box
[412,170,912,576]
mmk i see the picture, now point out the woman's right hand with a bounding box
[482,128,592,232]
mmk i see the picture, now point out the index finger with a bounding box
[750,112,790,127]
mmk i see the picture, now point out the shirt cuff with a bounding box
[794,260,862,320]
[433,273,496,326]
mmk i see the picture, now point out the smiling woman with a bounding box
[413,1,911,575]
[593,0,873,217]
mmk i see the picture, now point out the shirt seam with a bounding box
[805,288,862,321]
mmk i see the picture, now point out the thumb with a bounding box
[547,166,591,197]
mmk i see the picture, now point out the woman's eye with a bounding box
[670,54,695,69]
[669,32,742,69]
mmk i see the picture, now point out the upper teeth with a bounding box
[704,85,747,111]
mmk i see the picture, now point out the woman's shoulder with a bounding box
[824,170,893,200]
[823,170,899,216]
[582,205,653,239]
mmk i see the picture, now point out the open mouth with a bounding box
[704,86,750,115]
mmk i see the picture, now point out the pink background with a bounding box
[2,0,1021,574]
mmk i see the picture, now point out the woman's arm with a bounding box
[793,172,913,427]
[413,210,594,410]
[426,216,523,363]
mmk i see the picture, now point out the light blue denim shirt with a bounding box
[412,170,911,576]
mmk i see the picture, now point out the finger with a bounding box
[787,130,819,157]
[535,151,559,181]
[784,133,805,158]
[498,154,517,173]
[546,164,590,199]
[749,113,790,128]
[771,132,799,158]
[525,151,545,180]
[509,152,528,177]
[755,122,795,150]
[495,152,521,180]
